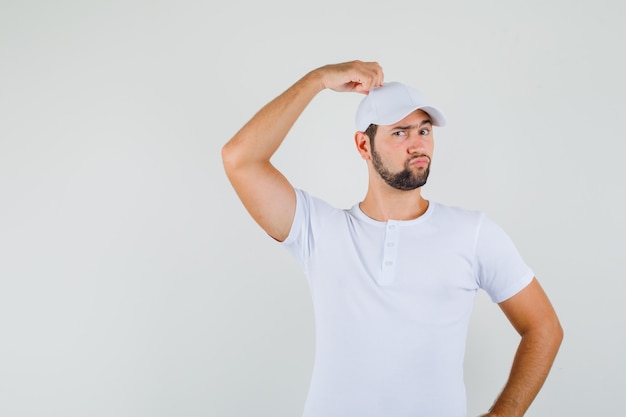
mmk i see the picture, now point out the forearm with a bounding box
[485,325,563,417]
[222,70,324,169]
[222,60,383,169]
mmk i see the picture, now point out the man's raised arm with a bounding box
[221,60,384,241]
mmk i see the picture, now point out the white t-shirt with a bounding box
[282,189,534,417]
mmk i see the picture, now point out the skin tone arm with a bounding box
[481,278,563,417]
[221,60,384,241]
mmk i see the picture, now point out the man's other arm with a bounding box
[482,277,563,417]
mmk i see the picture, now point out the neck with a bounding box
[359,183,429,222]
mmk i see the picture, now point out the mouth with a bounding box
[408,156,430,167]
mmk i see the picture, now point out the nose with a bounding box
[407,130,428,154]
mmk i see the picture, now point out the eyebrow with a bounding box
[391,119,432,130]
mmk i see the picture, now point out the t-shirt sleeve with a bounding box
[281,188,311,264]
[475,213,534,303]
[281,188,334,269]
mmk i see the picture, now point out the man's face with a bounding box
[369,110,434,191]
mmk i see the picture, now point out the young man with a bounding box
[222,60,562,417]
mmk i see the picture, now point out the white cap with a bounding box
[355,81,447,131]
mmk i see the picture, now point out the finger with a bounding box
[359,62,384,89]
[325,60,383,93]
[370,63,384,87]
[357,73,382,93]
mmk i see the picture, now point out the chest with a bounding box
[307,220,479,325]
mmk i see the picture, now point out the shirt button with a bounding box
[384,261,393,266]
[388,225,396,230]
[386,242,394,247]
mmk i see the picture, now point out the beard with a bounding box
[371,146,431,191]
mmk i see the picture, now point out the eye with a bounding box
[419,128,430,135]
[392,130,407,137]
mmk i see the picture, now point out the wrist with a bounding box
[301,68,326,93]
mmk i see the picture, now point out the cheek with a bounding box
[426,139,435,155]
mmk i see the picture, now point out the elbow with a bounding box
[525,315,563,354]
[550,321,564,363]
[542,315,564,354]
[550,309,564,345]
[221,141,233,167]
[221,140,240,175]
[554,319,564,348]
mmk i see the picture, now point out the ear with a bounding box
[354,131,371,161]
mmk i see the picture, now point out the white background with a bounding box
[1,0,624,416]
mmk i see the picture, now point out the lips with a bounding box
[409,156,430,167]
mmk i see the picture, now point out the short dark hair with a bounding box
[364,124,378,143]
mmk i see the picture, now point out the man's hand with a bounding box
[312,60,384,94]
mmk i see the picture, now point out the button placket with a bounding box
[379,221,399,285]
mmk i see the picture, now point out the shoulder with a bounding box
[432,201,481,217]
[294,188,343,215]
[291,188,353,232]
[283,188,353,254]
[430,201,485,229]
[431,203,517,248]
